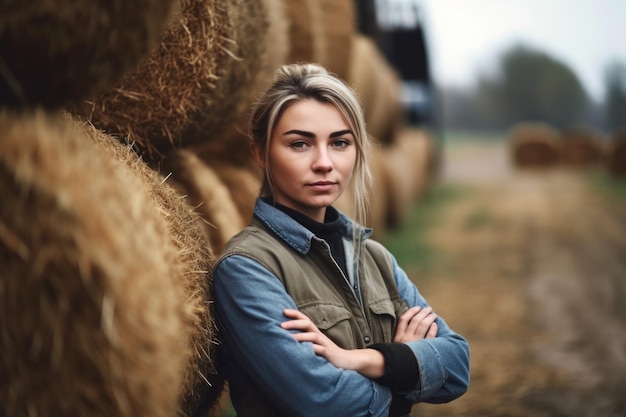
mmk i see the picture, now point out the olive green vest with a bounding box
[221,216,409,349]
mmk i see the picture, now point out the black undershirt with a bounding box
[272,202,349,279]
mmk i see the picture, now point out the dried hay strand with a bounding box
[560,126,607,167]
[509,122,563,168]
[607,127,626,178]
[382,128,434,228]
[187,0,289,176]
[346,34,405,145]
[74,118,224,416]
[318,0,356,79]
[68,0,269,162]
[165,150,246,254]
[0,0,177,109]
[283,0,327,64]
[0,110,189,417]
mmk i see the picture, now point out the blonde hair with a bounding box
[249,63,373,254]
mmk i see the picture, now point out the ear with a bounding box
[250,141,264,169]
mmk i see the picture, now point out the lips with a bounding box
[308,181,336,191]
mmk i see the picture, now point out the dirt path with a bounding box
[409,139,626,417]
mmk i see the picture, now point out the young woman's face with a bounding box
[257,99,357,222]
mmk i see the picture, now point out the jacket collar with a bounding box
[252,198,372,255]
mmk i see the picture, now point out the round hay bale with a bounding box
[0,0,177,109]
[206,163,261,224]
[164,150,246,254]
[283,0,327,65]
[382,128,433,228]
[75,118,224,416]
[185,0,289,177]
[346,34,405,145]
[318,0,356,79]
[68,0,270,161]
[509,122,563,168]
[0,110,189,417]
[561,126,607,167]
[607,127,626,178]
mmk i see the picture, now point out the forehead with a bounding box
[276,99,349,131]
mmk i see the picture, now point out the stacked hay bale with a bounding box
[509,122,563,168]
[68,0,269,161]
[1,0,223,416]
[337,29,433,235]
[560,126,607,167]
[2,0,437,414]
[346,34,405,145]
[607,127,626,178]
[382,128,435,228]
[0,0,176,109]
[0,111,210,417]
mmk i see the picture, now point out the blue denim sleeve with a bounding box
[214,255,393,417]
[389,252,471,403]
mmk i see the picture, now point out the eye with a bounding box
[289,140,309,149]
[332,138,352,149]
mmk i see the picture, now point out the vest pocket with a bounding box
[298,302,356,348]
[368,298,397,343]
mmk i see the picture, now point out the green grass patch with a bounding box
[463,205,493,230]
[382,184,462,276]
[438,129,508,145]
[587,170,626,203]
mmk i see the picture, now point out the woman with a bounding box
[213,63,469,417]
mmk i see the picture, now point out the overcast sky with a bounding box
[418,0,626,101]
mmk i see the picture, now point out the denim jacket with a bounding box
[213,198,470,417]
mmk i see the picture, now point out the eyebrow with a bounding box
[283,129,353,138]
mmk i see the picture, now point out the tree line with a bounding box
[435,43,626,134]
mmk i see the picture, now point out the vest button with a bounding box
[364,336,371,343]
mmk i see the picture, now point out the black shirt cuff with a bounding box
[369,342,420,391]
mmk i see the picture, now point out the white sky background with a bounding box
[418,0,626,102]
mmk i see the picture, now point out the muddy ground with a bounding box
[409,138,626,417]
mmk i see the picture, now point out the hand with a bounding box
[394,306,438,342]
[280,309,346,362]
[280,309,385,377]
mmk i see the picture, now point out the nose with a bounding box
[312,147,333,172]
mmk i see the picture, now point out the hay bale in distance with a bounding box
[346,34,405,145]
[283,0,327,65]
[0,0,177,109]
[561,126,607,167]
[383,128,434,228]
[509,122,562,168]
[607,127,626,178]
[318,0,356,79]
[0,110,190,417]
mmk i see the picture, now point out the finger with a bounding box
[283,309,308,320]
[281,319,317,332]
[292,332,319,343]
[410,312,437,337]
[405,306,433,333]
[426,322,438,339]
[394,306,421,338]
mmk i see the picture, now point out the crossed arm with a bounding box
[280,305,438,378]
